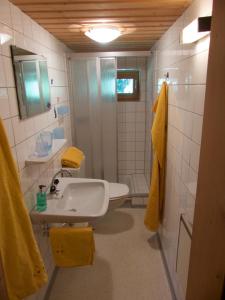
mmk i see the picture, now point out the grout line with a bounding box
[157,233,178,300]
[168,123,201,146]
[152,46,209,71]
[167,142,199,176]
[12,110,71,147]
[168,103,204,117]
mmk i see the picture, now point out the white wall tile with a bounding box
[0,88,10,119]
[190,142,200,172]
[0,23,13,57]
[3,118,14,146]
[126,151,135,161]
[126,56,137,68]
[24,117,36,139]
[183,110,193,138]
[182,136,192,164]
[192,114,203,144]
[136,102,145,112]
[135,151,145,160]
[12,116,26,144]
[125,123,135,132]
[118,151,126,161]
[22,14,33,38]
[136,141,145,151]
[135,112,145,122]
[135,132,145,141]
[125,112,135,122]
[10,3,23,33]
[3,56,15,87]
[8,87,18,117]
[193,85,205,115]
[125,102,136,112]
[125,131,135,141]
[0,55,6,87]
[117,102,125,113]
[117,113,124,123]
[16,140,28,170]
[136,161,144,170]
[0,0,12,26]
[135,123,145,132]
[13,29,25,48]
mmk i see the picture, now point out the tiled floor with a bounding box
[48,208,173,300]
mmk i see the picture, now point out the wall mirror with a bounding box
[11,46,51,120]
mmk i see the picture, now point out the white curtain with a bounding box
[70,57,117,182]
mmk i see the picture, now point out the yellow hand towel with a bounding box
[61,146,84,168]
[0,118,48,300]
[49,227,95,267]
[144,82,168,231]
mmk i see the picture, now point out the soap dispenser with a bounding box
[36,185,47,212]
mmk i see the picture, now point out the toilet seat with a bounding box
[108,182,129,210]
[109,182,129,200]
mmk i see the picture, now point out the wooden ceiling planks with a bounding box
[10,0,192,52]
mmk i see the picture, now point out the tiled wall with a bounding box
[117,56,147,177]
[0,0,72,299]
[145,0,213,298]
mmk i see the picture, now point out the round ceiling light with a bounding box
[84,27,121,44]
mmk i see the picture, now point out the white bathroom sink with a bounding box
[30,178,109,223]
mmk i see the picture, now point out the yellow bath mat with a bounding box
[49,227,95,267]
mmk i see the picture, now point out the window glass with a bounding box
[117,78,134,94]
[117,70,139,101]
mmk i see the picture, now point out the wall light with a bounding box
[181,16,211,44]
[0,33,12,45]
[85,27,121,44]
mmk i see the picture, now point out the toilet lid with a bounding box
[109,183,129,200]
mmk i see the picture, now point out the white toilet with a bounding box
[108,182,129,210]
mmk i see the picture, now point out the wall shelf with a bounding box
[25,139,67,164]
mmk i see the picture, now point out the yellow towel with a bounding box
[61,146,84,168]
[49,227,95,267]
[144,82,168,231]
[0,118,48,300]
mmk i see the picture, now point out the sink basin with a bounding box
[31,178,109,223]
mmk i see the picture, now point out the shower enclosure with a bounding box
[70,57,117,182]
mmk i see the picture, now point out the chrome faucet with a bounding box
[49,169,72,194]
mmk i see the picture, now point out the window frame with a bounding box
[117,70,140,102]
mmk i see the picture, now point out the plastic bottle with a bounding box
[36,185,47,212]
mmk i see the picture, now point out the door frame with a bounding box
[186,1,225,299]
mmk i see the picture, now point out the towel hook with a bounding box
[164,72,169,79]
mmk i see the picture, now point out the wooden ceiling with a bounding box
[11,0,192,52]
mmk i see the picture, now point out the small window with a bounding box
[117,70,140,102]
